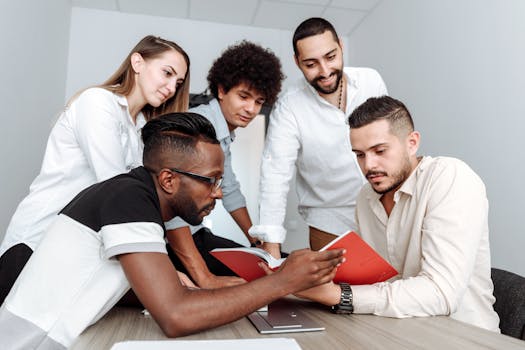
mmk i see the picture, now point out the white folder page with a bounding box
[110,337,302,350]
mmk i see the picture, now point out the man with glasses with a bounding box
[165,41,284,288]
[0,113,344,349]
[169,168,223,190]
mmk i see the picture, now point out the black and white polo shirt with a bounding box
[0,167,167,349]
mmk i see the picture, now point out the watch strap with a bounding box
[331,283,353,314]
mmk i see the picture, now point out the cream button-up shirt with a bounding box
[353,156,499,331]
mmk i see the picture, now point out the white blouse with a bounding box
[0,87,145,256]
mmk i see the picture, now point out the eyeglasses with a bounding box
[169,168,223,193]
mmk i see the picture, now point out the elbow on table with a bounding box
[158,312,198,338]
[422,273,464,316]
[434,286,461,317]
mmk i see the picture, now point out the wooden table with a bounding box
[71,299,525,350]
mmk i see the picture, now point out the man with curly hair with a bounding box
[165,41,284,288]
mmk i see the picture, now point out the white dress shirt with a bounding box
[250,67,387,243]
[0,88,145,256]
[353,156,500,332]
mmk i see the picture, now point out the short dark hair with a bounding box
[348,96,415,137]
[292,17,339,57]
[142,112,219,170]
[207,40,284,105]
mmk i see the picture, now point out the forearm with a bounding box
[166,273,293,336]
[159,249,342,336]
[352,276,449,317]
[166,227,213,285]
[120,249,343,338]
[229,207,254,243]
[261,242,281,259]
[119,252,285,337]
[295,282,341,306]
[298,277,448,318]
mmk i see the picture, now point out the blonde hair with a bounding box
[68,35,190,120]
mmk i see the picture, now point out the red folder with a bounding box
[320,231,398,284]
[210,231,398,285]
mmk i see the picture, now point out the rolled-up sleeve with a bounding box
[102,222,166,259]
[250,101,300,243]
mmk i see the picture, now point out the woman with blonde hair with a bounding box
[0,35,190,304]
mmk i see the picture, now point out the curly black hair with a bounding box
[207,41,284,105]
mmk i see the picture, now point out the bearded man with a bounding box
[249,17,388,257]
[294,96,500,333]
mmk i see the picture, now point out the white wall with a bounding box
[66,8,316,249]
[347,0,525,276]
[0,0,71,241]
[66,8,307,98]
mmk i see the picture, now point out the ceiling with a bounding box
[71,0,382,36]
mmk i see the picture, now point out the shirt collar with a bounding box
[302,67,358,106]
[116,93,128,108]
[132,166,157,194]
[132,166,162,214]
[364,156,429,203]
[343,68,359,90]
[208,98,236,142]
[395,156,429,199]
[115,92,146,128]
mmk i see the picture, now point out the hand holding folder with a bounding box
[211,231,398,285]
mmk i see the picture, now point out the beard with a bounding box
[171,186,215,226]
[308,68,343,95]
[367,156,413,195]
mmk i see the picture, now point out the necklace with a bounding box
[337,77,345,111]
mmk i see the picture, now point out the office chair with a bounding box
[491,267,525,340]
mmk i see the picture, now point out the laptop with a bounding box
[247,299,325,334]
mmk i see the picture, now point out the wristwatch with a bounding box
[331,283,353,314]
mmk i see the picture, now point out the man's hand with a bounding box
[271,248,345,294]
[177,271,197,288]
[197,274,246,289]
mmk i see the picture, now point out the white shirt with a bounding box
[353,156,500,332]
[250,67,387,243]
[0,87,145,256]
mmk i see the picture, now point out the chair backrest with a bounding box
[491,268,525,340]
